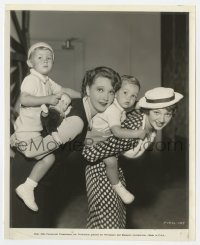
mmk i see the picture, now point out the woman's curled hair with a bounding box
[81,66,121,97]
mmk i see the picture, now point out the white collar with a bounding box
[83,97,93,130]
[113,98,124,112]
[30,69,49,84]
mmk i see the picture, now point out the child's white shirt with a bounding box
[14,69,62,136]
[92,98,126,134]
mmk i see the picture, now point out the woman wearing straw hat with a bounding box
[83,87,183,229]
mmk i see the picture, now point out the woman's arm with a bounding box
[83,136,139,163]
[111,125,146,139]
[57,116,84,144]
[61,88,81,99]
[82,111,144,163]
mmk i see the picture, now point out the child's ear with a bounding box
[27,59,33,68]
[86,85,90,97]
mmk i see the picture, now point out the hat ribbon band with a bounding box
[145,94,175,103]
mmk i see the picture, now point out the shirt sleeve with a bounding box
[105,105,122,128]
[21,75,38,95]
[57,116,84,144]
[49,79,62,94]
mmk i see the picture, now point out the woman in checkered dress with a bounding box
[84,111,146,229]
[83,87,183,229]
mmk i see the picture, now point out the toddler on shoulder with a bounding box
[86,75,147,204]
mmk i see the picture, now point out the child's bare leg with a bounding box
[104,156,135,204]
[16,154,55,212]
[18,135,59,158]
[104,156,120,185]
[29,153,55,182]
[15,116,82,159]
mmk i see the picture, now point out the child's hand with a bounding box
[48,94,62,105]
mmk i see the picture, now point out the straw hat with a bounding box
[138,87,183,109]
[27,42,54,60]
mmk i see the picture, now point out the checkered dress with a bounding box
[84,111,144,229]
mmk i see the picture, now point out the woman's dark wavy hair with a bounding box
[81,66,121,97]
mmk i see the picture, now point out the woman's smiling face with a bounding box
[147,108,173,130]
[87,76,115,116]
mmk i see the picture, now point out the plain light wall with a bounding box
[28,11,161,98]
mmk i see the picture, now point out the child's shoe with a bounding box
[112,181,135,204]
[16,183,38,212]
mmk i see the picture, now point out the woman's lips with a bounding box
[155,122,164,127]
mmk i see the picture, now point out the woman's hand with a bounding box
[137,128,146,140]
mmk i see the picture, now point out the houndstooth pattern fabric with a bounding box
[83,111,144,163]
[84,111,144,229]
[85,162,126,228]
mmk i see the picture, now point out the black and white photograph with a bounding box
[3,3,196,241]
